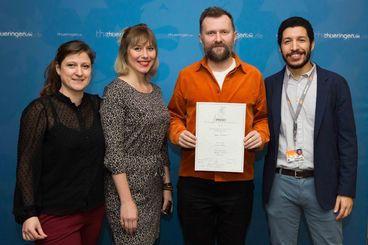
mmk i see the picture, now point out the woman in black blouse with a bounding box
[13,40,105,244]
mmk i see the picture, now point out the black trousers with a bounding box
[177,177,254,245]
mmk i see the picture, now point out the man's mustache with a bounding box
[211,42,226,48]
[287,50,306,56]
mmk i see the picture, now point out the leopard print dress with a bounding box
[100,78,169,245]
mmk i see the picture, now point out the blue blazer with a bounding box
[262,65,358,210]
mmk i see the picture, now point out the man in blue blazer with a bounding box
[263,16,357,244]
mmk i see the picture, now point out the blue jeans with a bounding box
[265,173,342,245]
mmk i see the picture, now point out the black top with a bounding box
[13,92,105,224]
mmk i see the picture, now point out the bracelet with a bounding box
[163,182,173,191]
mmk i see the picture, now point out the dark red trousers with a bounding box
[36,206,105,245]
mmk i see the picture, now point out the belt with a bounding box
[276,168,314,178]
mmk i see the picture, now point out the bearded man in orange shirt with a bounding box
[168,6,269,245]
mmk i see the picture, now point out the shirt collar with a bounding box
[54,91,87,108]
[285,62,316,81]
[195,53,247,74]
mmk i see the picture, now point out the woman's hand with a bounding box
[162,189,173,215]
[22,216,47,241]
[120,199,138,235]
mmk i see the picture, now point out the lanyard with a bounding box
[285,73,314,146]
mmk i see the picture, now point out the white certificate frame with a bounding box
[195,102,246,173]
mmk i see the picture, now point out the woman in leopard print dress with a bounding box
[100,24,172,245]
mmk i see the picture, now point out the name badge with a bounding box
[286,148,304,163]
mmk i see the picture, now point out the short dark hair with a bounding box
[277,16,314,46]
[199,6,235,33]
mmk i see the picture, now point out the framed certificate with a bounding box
[195,102,246,172]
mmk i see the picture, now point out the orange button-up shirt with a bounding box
[168,54,269,181]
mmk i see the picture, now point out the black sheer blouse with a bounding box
[13,92,105,224]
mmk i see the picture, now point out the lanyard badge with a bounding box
[284,72,314,163]
[286,148,304,163]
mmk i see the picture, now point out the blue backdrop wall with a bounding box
[1,0,367,244]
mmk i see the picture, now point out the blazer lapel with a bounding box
[271,69,284,155]
[314,66,329,140]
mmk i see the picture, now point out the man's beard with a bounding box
[282,48,312,69]
[205,42,232,63]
